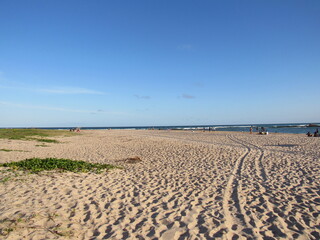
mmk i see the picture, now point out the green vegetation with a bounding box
[0,158,118,173]
[0,177,10,183]
[0,214,35,237]
[0,227,13,236]
[0,169,31,184]
[0,212,74,238]
[0,128,76,143]
[0,149,27,152]
[34,138,58,143]
[0,149,13,152]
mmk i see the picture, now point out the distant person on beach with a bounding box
[258,127,268,135]
[250,127,252,134]
[307,132,312,137]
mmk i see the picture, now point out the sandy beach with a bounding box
[0,130,319,239]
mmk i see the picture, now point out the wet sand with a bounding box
[0,130,319,239]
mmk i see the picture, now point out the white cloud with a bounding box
[0,81,105,95]
[37,87,105,95]
[193,81,204,87]
[181,94,195,99]
[134,94,151,100]
[0,101,90,113]
[178,44,193,50]
[0,101,121,114]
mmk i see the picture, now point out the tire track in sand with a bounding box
[133,131,298,238]
[228,135,267,182]
[132,131,256,238]
[222,135,257,239]
[137,131,259,238]
[229,135,295,239]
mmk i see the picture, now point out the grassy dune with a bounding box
[0,129,76,143]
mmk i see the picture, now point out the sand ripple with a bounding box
[0,130,319,239]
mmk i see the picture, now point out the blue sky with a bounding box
[1,0,319,127]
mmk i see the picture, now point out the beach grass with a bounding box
[0,149,14,152]
[0,158,119,173]
[0,129,76,143]
[0,149,27,152]
[0,177,11,183]
[0,212,74,237]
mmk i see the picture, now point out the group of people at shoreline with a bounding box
[250,126,268,135]
[69,127,80,132]
[307,128,319,137]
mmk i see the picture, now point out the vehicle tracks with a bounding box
[133,131,309,239]
[221,135,263,239]
[228,135,267,182]
[227,135,297,239]
[221,140,255,239]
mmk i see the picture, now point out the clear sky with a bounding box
[1,0,319,127]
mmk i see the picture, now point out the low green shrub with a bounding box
[0,158,118,173]
[0,149,13,152]
[0,149,26,152]
[34,138,59,143]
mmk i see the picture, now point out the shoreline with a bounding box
[1,122,319,135]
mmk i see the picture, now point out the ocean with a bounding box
[38,123,320,135]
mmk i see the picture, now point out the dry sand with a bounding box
[0,130,319,239]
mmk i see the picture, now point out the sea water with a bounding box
[38,123,320,135]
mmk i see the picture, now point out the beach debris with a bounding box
[119,156,142,164]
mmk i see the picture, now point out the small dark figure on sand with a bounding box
[312,128,319,137]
